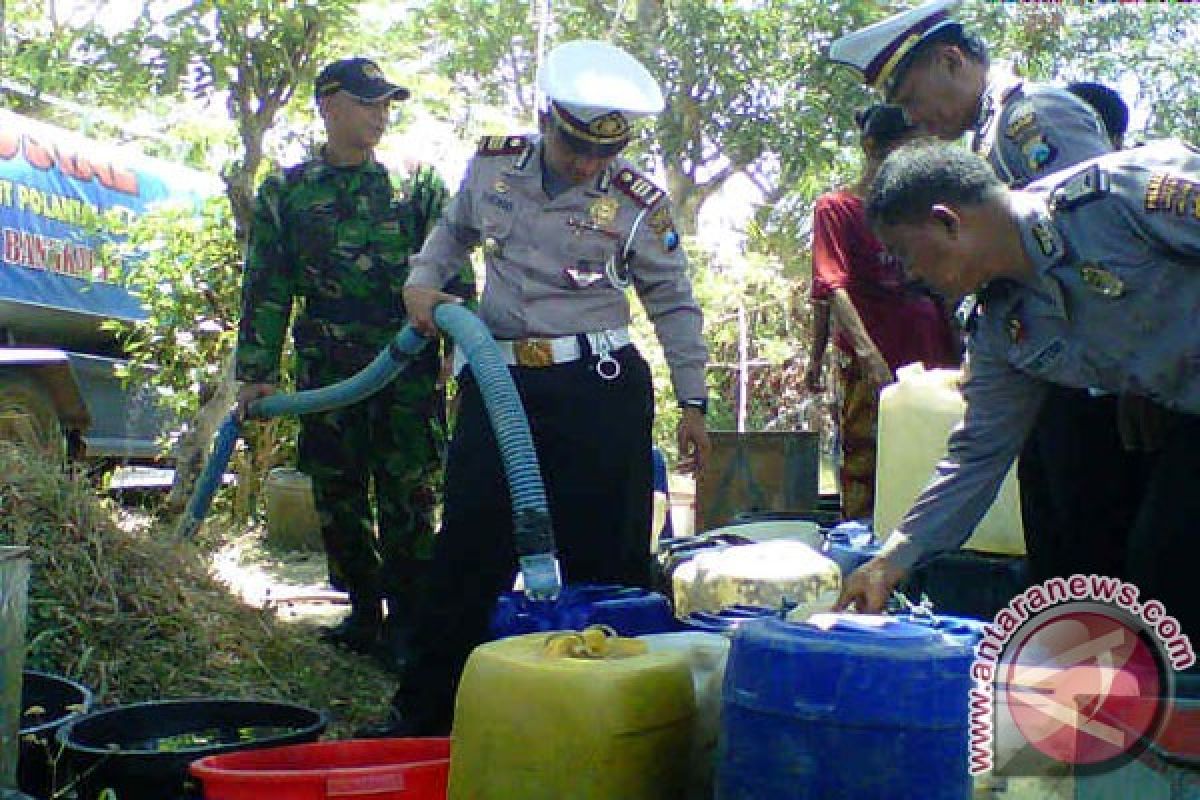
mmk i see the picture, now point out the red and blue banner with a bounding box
[0,109,219,326]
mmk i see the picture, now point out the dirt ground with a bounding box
[209,524,351,631]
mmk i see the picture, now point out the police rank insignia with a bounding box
[614,167,665,208]
[1079,263,1124,297]
[589,196,619,227]
[1030,220,1060,258]
[1144,172,1200,218]
[477,135,530,156]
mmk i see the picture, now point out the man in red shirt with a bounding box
[806,104,960,519]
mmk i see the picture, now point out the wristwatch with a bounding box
[679,398,708,415]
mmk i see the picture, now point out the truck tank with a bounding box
[0,108,219,461]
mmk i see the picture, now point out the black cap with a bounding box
[855,103,916,148]
[314,58,410,103]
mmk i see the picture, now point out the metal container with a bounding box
[696,432,819,532]
[0,547,30,790]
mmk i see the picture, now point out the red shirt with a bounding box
[811,189,958,372]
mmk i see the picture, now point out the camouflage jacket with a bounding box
[235,155,463,385]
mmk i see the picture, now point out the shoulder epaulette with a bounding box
[613,167,665,209]
[1050,163,1110,211]
[477,135,531,157]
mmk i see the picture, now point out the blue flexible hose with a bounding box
[247,327,429,420]
[432,304,548,517]
[179,308,553,561]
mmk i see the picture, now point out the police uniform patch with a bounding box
[647,206,679,253]
[1005,105,1038,142]
[484,192,513,212]
[614,167,665,209]
[477,135,530,156]
[1021,135,1057,171]
[648,206,673,236]
[1025,340,1065,373]
[1144,173,1200,218]
[1002,99,1057,172]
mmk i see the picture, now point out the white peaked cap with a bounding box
[537,40,664,144]
[829,0,961,93]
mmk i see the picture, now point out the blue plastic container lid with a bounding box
[682,605,777,633]
[894,612,987,646]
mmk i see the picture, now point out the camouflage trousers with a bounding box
[296,370,444,606]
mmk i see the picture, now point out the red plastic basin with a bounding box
[189,737,450,800]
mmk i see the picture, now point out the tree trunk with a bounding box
[166,350,238,515]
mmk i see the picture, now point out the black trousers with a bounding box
[1019,388,1143,584]
[391,344,655,730]
[1020,387,1199,653]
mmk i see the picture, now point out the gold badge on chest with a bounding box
[1079,263,1124,298]
[589,196,619,227]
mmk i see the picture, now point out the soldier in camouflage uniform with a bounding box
[236,58,465,657]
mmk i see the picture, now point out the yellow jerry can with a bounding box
[874,365,1025,555]
[449,626,695,800]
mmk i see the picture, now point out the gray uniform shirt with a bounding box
[407,134,708,402]
[881,141,1200,570]
[973,71,1111,188]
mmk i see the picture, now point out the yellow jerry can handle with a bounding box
[542,625,649,659]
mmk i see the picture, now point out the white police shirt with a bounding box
[882,140,1200,570]
[406,134,707,403]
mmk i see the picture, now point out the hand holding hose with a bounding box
[403,286,464,337]
[236,383,276,418]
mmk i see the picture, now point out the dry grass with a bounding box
[0,444,395,738]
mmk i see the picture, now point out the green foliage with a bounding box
[101,198,297,519]
[632,240,827,464]
[104,199,240,424]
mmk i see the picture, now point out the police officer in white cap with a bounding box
[829,2,1160,604]
[359,40,710,737]
[829,0,1110,188]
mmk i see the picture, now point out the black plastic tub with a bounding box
[17,670,93,798]
[56,699,328,800]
